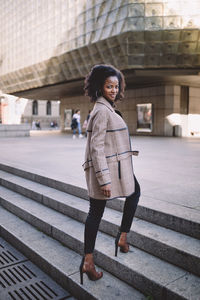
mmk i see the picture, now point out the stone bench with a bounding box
[0,124,30,137]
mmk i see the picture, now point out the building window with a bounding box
[136,103,153,132]
[47,101,51,115]
[32,100,38,115]
[180,86,189,115]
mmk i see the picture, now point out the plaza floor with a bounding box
[0,130,200,213]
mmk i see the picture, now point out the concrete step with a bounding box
[0,171,200,277]
[0,238,72,300]
[0,207,145,300]
[0,188,200,300]
[0,163,199,239]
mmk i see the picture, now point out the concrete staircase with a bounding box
[0,163,200,300]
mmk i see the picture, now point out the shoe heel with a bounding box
[80,270,83,285]
[115,232,121,257]
[115,244,118,257]
[79,257,84,285]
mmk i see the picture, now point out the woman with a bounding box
[80,64,140,284]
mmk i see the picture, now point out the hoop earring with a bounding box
[96,90,102,98]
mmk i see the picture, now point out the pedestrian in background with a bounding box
[32,120,36,130]
[36,120,41,130]
[71,109,83,139]
[80,64,140,284]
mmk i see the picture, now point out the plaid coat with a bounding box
[83,97,138,200]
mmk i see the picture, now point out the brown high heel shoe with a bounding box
[79,254,103,285]
[115,232,129,257]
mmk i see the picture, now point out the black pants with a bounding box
[84,176,140,254]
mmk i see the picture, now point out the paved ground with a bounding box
[0,130,200,213]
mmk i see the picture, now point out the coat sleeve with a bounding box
[90,108,111,187]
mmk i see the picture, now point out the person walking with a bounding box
[80,64,141,284]
[72,109,83,139]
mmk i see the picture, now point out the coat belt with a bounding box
[83,150,139,171]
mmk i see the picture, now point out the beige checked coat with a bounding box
[83,97,138,200]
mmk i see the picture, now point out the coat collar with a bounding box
[96,97,115,112]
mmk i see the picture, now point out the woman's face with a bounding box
[102,76,119,102]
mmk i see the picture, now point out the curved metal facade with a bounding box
[0,0,200,94]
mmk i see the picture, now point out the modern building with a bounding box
[0,92,60,129]
[0,0,200,136]
[22,99,60,129]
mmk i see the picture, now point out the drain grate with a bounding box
[0,238,26,269]
[0,239,72,299]
[0,249,18,266]
[7,280,59,300]
[0,263,37,288]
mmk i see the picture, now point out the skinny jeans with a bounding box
[84,176,140,254]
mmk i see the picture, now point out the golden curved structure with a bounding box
[0,0,200,94]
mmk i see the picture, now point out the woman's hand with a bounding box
[100,184,111,198]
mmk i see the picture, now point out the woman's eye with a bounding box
[106,85,119,89]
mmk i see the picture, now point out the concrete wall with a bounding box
[164,85,181,136]
[165,86,200,137]
[61,86,167,136]
[60,84,200,137]
[189,87,200,136]
[118,86,166,135]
